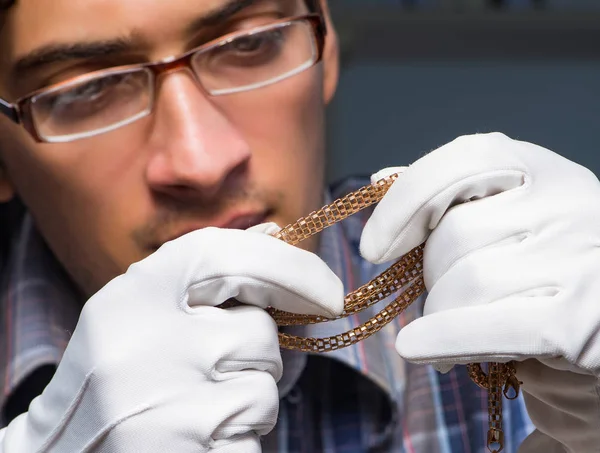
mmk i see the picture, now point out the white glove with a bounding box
[0,224,344,453]
[360,133,600,452]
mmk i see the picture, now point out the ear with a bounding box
[319,1,340,105]
[0,161,15,203]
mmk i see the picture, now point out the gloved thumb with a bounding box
[359,136,526,265]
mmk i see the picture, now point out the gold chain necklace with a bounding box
[223,172,522,453]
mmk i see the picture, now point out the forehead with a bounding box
[1,0,300,61]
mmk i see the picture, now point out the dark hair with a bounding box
[0,0,14,11]
[306,0,324,15]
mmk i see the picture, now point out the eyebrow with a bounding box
[185,0,257,35]
[9,0,259,81]
[10,39,133,80]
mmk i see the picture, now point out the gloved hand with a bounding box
[0,224,344,453]
[360,132,600,452]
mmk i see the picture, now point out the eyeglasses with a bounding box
[0,14,326,144]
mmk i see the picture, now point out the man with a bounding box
[0,0,598,451]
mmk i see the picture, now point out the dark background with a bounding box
[324,0,600,182]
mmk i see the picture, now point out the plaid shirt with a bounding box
[0,178,535,452]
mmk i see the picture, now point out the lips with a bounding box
[220,212,269,230]
[154,211,271,249]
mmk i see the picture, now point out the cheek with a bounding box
[218,66,327,215]
[0,126,151,293]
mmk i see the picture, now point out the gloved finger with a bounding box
[182,305,283,381]
[395,297,561,366]
[207,372,279,439]
[103,371,278,450]
[515,359,600,453]
[59,308,282,445]
[370,166,408,184]
[422,195,533,287]
[360,133,529,264]
[129,227,345,318]
[246,221,281,236]
[212,435,261,453]
[424,243,560,316]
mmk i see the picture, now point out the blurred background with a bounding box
[324,0,600,183]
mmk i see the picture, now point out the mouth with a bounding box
[152,210,272,250]
[219,211,271,230]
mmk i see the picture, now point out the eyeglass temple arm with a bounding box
[307,0,327,35]
[0,98,19,124]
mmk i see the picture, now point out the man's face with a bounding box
[0,0,339,296]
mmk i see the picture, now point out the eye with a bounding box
[231,30,284,54]
[205,27,287,69]
[46,74,124,109]
[32,70,150,126]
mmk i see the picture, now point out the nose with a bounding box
[145,70,251,199]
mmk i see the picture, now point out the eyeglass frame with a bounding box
[0,13,327,143]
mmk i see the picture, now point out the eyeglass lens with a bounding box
[29,20,317,142]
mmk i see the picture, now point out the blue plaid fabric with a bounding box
[0,178,535,451]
